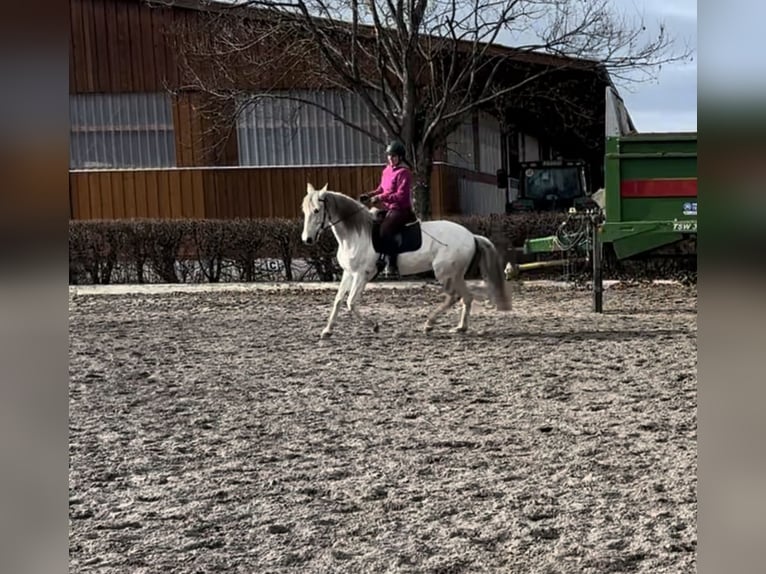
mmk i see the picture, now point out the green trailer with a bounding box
[522,87,697,311]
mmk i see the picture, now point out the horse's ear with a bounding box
[320,183,328,192]
[306,182,315,194]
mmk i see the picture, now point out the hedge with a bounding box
[68,213,696,285]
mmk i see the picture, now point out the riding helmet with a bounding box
[385,140,406,158]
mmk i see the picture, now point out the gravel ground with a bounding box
[69,281,697,573]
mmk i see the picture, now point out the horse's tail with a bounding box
[473,235,512,311]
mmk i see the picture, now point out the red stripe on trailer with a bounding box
[620,178,697,198]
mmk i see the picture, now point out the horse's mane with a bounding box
[322,191,374,237]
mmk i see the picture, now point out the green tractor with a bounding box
[514,86,697,312]
[506,159,599,213]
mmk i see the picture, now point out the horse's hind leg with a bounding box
[424,293,459,332]
[451,277,474,333]
[424,277,459,332]
[321,271,352,338]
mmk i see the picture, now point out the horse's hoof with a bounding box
[423,323,434,333]
[320,330,332,339]
[372,323,379,333]
[450,326,467,334]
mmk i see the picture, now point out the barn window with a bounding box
[236,90,387,166]
[69,93,176,169]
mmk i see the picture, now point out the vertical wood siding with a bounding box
[70,0,182,93]
[69,165,458,219]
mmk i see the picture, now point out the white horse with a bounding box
[301,182,511,338]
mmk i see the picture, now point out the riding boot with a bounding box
[384,253,399,279]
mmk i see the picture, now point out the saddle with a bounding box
[370,209,423,256]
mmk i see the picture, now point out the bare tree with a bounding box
[169,0,692,215]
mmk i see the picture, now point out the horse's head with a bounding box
[301,182,330,244]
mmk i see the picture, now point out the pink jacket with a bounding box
[375,164,413,211]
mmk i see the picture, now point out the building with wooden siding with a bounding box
[69,0,615,220]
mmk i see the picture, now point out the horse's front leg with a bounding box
[321,271,352,339]
[346,271,379,333]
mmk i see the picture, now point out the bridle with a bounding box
[311,198,331,242]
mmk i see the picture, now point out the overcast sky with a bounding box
[616,0,697,133]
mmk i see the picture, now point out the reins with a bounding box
[313,195,372,241]
[315,193,448,248]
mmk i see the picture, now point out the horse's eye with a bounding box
[313,208,319,214]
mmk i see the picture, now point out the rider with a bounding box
[365,140,416,278]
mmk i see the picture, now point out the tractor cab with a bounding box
[508,160,595,212]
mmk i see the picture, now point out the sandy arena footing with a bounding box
[69,281,697,573]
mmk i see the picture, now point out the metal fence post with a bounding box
[592,213,603,313]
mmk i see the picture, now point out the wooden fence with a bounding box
[69,164,468,220]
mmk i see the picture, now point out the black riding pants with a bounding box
[379,209,416,254]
